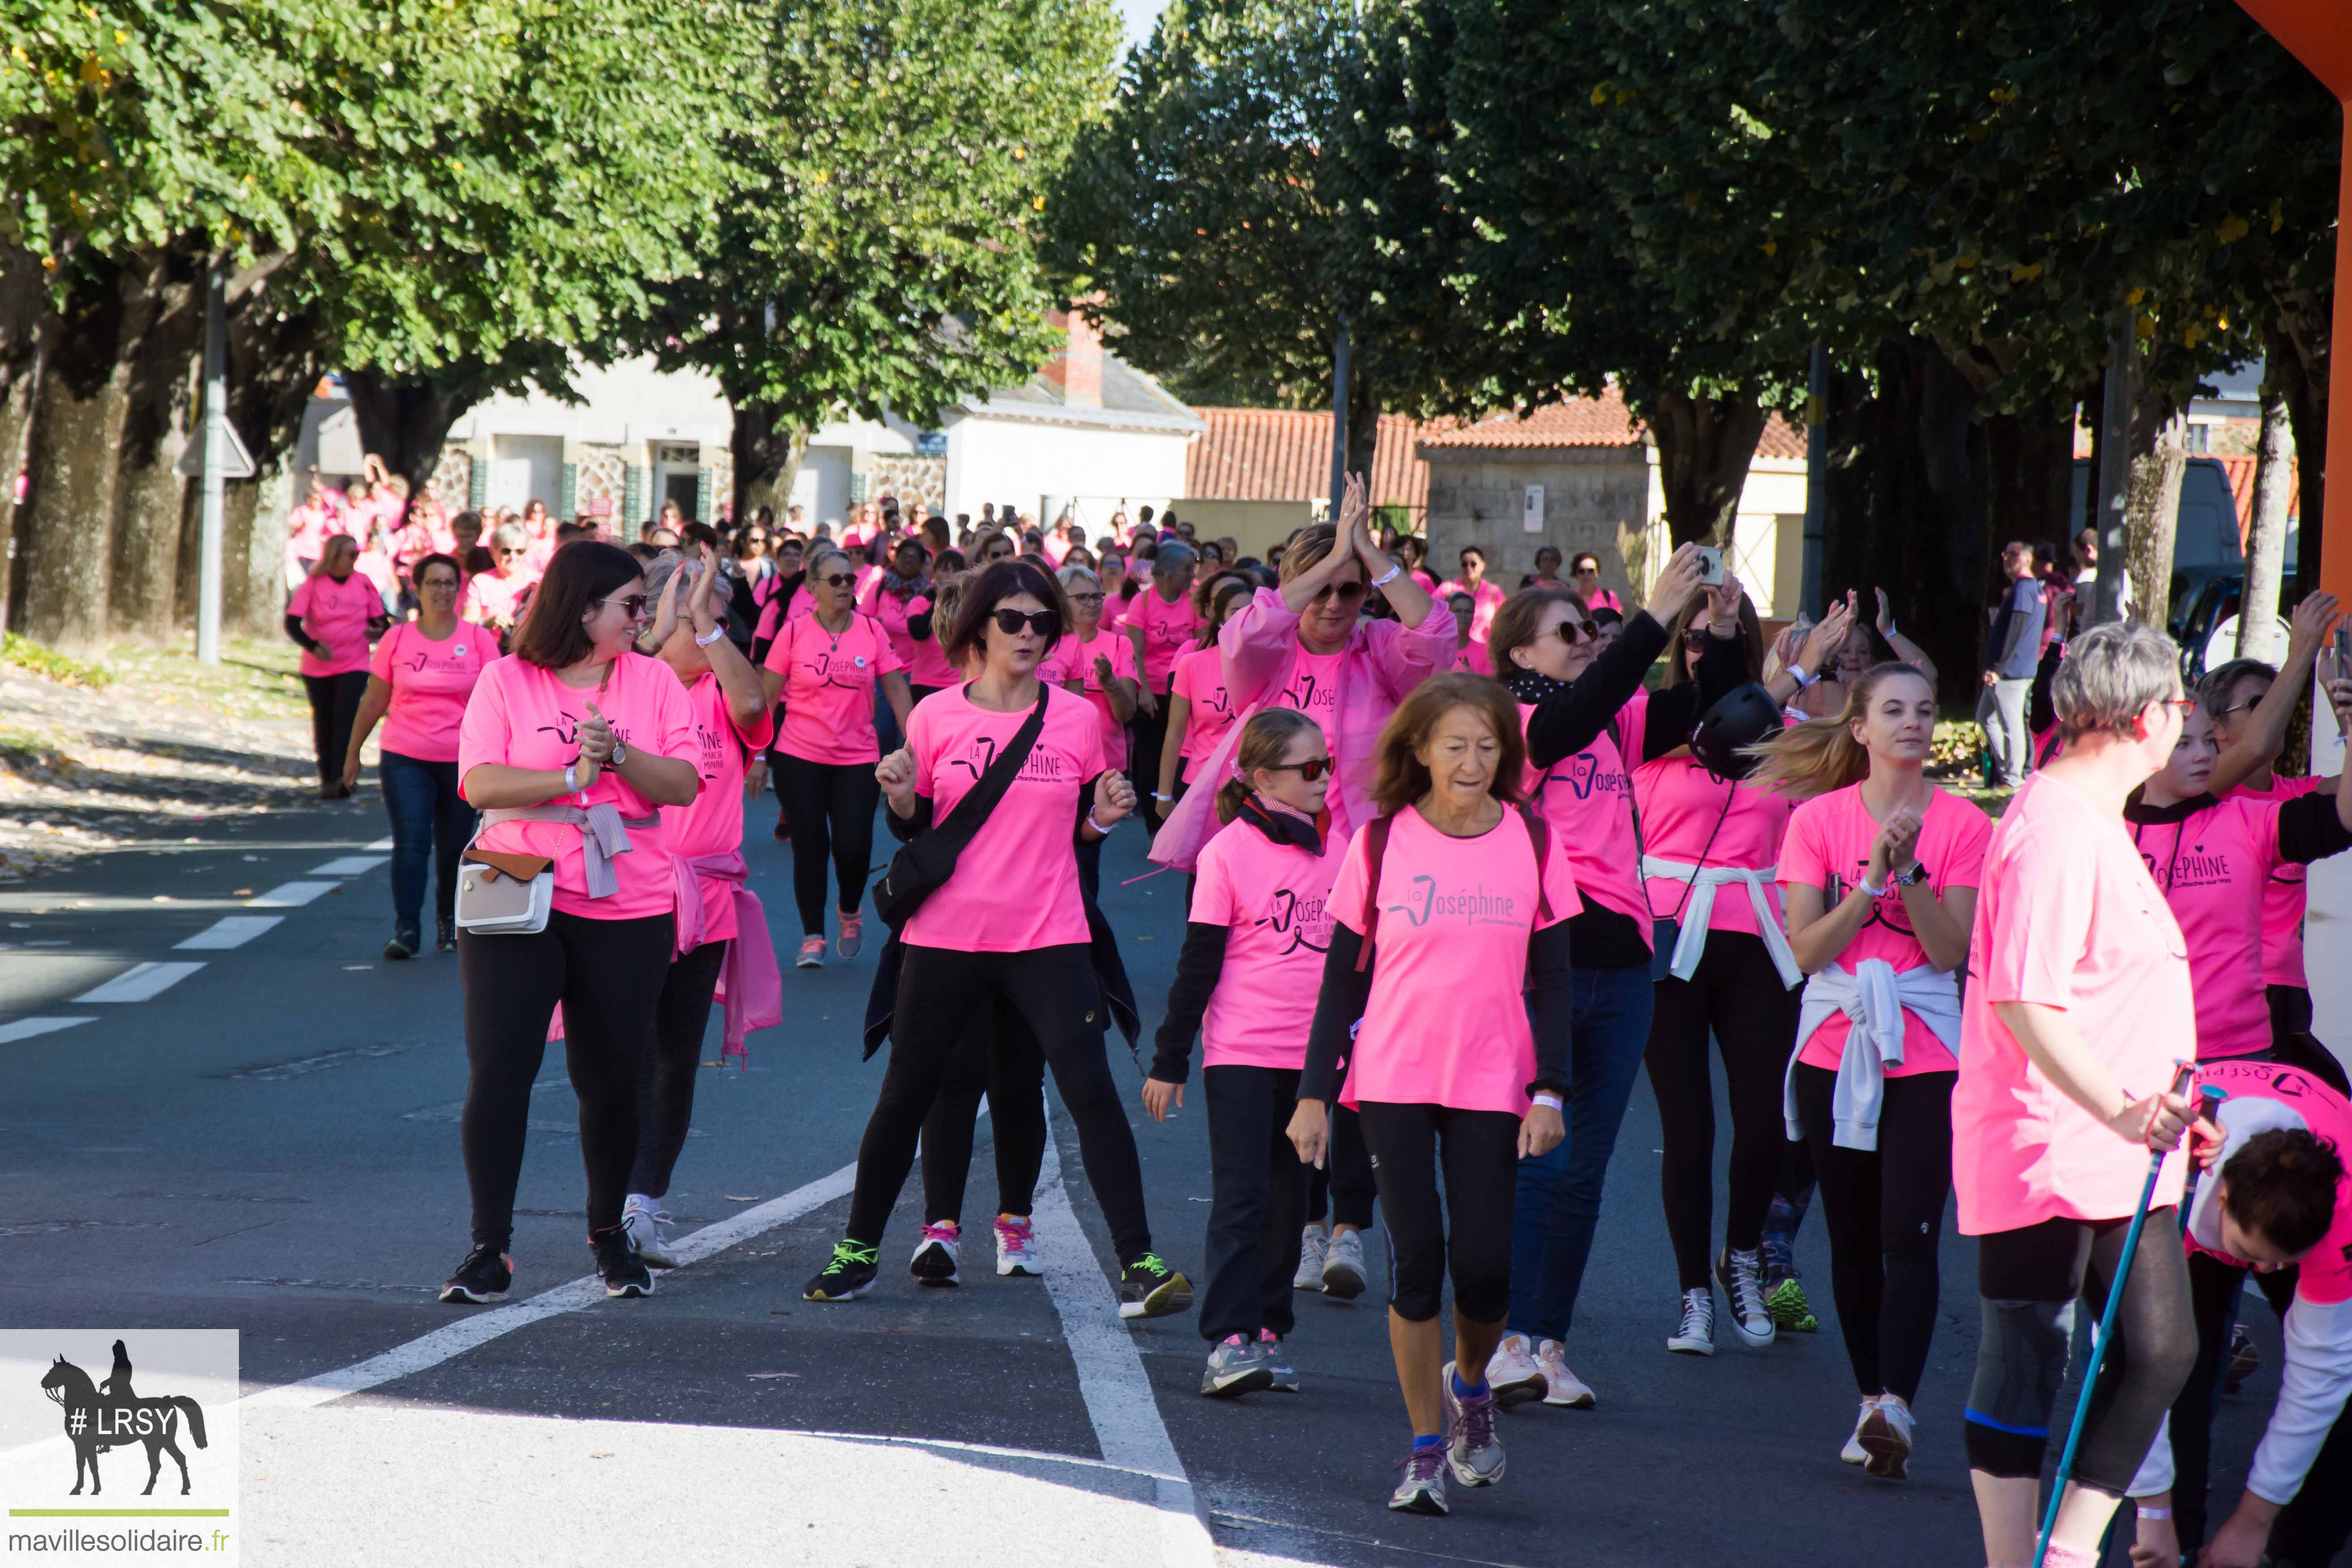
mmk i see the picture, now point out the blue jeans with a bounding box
[1508,962,1655,1343]
[380,750,476,933]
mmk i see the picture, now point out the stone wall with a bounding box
[865,455,946,514]
[1422,448,1654,608]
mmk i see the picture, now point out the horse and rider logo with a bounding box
[36,1339,209,1496]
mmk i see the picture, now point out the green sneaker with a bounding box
[804,1240,880,1301]
[1765,1276,1818,1333]
[1118,1252,1194,1319]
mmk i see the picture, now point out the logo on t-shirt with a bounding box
[1384,875,1519,929]
[948,735,1065,785]
[1830,858,1916,935]
[803,649,868,691]
[694,720,733,782]
[1545,751,1625,803]
[1280,671,1336,718]
[2144,840,2232,892]
[1257,887,1332,954]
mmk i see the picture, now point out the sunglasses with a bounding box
[1681,625,1710,646]
[817,573,858,590]
[1311,579,1369,606]
[597,593,651,618]
[1263,757,1332,782]
[1068,591,1106,607]
[1550,618,1599,644]
[991,608,1060,637]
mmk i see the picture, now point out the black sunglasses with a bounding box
[599,593,651,618]
[1551,618,1599,644]
[1311,579,1369,606]
[1262,757,1332,781]
[816,573,858,590]
[992,608,1060,637]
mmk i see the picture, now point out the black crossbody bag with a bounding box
[872,683,1051,930]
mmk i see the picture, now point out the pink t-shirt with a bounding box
[1620,689,1792,937]
[392,518,457,581]
[1451,642,1494,676]
[1328,807,1578,1115]
[457,653,699,921]
[1038,627,1137,772]
[2232,775,2324,989]
[286,501,344,566]
[1953,775,2195,1235]
[861,582,956,689]
[763,611,903,765]
[753,579,817,645]
[2189,1057,2352,1304]
[1190,814,1349,1069]
[1781,784,1993,1075]
[1518,703,1648,941]
[1437,578,1506,642]
[1272,647,1350,832]
[369,620,491,762]
[1127,586,1202,691]
[902,683,1106,953]
[665,670,774,945]
[289,571,381,678]
[1172,645,1238,785]
[2130,796,2293,1061]
[458,566,536,629]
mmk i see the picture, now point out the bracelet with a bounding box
[1857,873,1888,899]
[1369,562,1402,589]
[1789,663,1817,688]
[1532,1092,1564,1112]
[2135,1506,2173,1521]
[694,625,726,646]
[563,761,580,795]
[1087,808,1118,835]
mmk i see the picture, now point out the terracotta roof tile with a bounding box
[1184,408,1434,511]
[2214,453,2300,538]
[1416,390,1643,451]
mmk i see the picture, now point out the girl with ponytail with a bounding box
[1144,708,1348,1398]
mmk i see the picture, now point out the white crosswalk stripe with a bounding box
[72,961,206,1003]
[175,915,286,950]
[246,882,337,908]
[0,1016,96,1044]
[307,856,389,876]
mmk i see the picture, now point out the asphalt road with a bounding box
[0,786,2288,1567]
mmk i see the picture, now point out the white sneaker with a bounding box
[1667,1288,1714,1355]
[1293,1224,1329,1292]
[621,1195,679,1268]
[1320,1228,1367,1300]
[1842,1397,1876,1465]
[1485,1334,1547,1408]
[1535,1339,1596,1409]
[1714,1246,1776,1348]
[1859,1393,1914,1479]
[910,1220,959,1287]
[1439,1360,1506,1487]
[994,1214,1041,1277]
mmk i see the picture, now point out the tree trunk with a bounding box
[340,370,472,499]
[1984,394,2076,555]
[731,399,807,523]
[107,260,204,642]
[1344,372,1382,510]
[2124,414,2188,630]
[2240,379,2293,663]
[1646,389,1769,547]
[2263,295,2326,601]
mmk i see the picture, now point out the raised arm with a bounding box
[2213,593,2339,797]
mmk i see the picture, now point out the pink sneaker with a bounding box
[910,1220,959,1286]
[837,913,863,959]
[995,1214,1041,1276]
[795,935,825,969]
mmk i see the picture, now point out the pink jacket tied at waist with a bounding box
[548,851,783,1058]
[1149,586,1453,872]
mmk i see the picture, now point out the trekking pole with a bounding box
[2031,1059,2198,1568]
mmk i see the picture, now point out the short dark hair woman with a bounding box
[440,541,702,1305]
[287,533,391,800]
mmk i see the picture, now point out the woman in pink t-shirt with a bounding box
[1436,545,1506,646]
[804,558,1189,1317]
[341,552,486,956]
[287,535,391,800]
[1746,662,1992,1479]
[1043,563,1140,904]
[442,541,702,1308]
[457,523,540,641]
[1141,710,1345,1394]
[1153,577,1255,827]
[1952,620,2210,1568]
[1288,675,1575,1514]
[861,536,956,701]
[1124,541,1202,806]
[760,544,913,966]
[1567,552,1624,615]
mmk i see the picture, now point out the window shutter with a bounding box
[558,463,578,517]
[694,467,712,524]
[624,466,648,526]
[467,456,489,510]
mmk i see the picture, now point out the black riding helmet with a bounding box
[1689,682,1784,781]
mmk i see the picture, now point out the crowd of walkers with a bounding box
[290,462,2352,1560]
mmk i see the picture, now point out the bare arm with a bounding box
[882,671,914,735]
[1783,882,1878,976]
[1992,1001,2201,1151]
[1105,672,1138,726]
[1156,691,1191,813]
[2212,592,2338,797]
[340,676,396,788]
[463,761,591,810]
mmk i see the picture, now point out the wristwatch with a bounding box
[1892,861,1928,888]
[609,740,628,769]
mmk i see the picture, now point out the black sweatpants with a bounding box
[303,669,370,784]
[848,944,1152,1260]
[626,938,729,1200]
[919,1005,1048,1227]
[1645,929,1801,1291]
[775,753,878,935]
[1356,1100,1519,1324]
[1302,1105,1378,1230]
[1791,1063,1953,1403]
[1964,1211,2197,1496]
[458,909,676,1248]
[1128,688,1173,803]
[1199,1065,1308,1342]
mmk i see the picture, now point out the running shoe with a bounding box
[1294,1223,1329,1292]
[804,1240,880,1301]
[592,1227,654,1298]
[1259,1330,1299,1393]
[1667,1288,1715,1356]
[1440,1360,1506,1487]
[384,924,419,961]
[1320,1228,1367,1300]
[795,936,825,969]
[438,1245,512,1305]
[1118,1253,1193,1319]
[1484,1334,1548,1409]
[995,1214,1041,1277]
[1535,1339,1596,1409]
[2226,1323,2260,1394]
[621,1196,680,1269]
[910,1220,960,1287]
[1714,1246,1776,1348]
[1841,1396,1876,1465]
[837,913,863,959]
[1388,1445,1449,1515]
[1859,1392,1914,1479]
[1765,1276,1820,1333]
[435,916,456,954]
[1200,1334,1273,1398]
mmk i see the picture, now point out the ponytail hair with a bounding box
[1214,708,1323,824]
[1742,662,1934,800]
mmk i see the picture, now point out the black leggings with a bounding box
[627,938,728,1200]
[1356,1100,1518,1324]
[1645,929,1800,1290]
[458,909,676,1248]
[775,753,878,934]
[847,944,1153,1260]
[1791,1063,1953,1403]
[1200,1065,1308,1341]
[919,1007,1048,1227]
[303,669,369,784]
[1128,687,1172,800]
[1302,1105,1378,1230]
[1964,1211,2197,1496]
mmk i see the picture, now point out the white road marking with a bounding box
[309,855,389,875]
[366,837,395,850]
[247,881,336,907]
[0,1016,96,1044]
[1033,1128,1216,1568]
[175,915,285,950]
[71,960,207,1003]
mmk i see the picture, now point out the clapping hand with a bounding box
[1799,597,1855,677]
[1867,802,1924,887]
[577,702,616,765]
[1093,769,1136,827]
[875,746,917,814]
